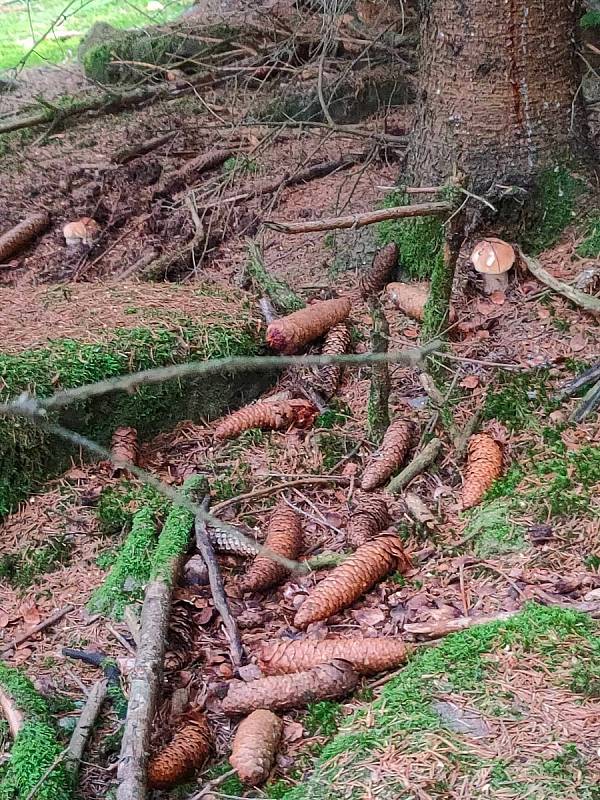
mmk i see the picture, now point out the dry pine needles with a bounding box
[461,432,503,509]
[147,713,212,789]
[229,709,283,785]
[239,504,303,592]
[361,418,418,490]
[293,533,411,628]
[266,297,352,354]
[258,636,409,676]
[222,659,358,715]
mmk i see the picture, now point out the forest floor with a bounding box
[0,8,599,800]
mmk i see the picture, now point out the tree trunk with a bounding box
[407,0,589,191]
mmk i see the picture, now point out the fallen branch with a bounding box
[554,363,600,401]
[571,378,600,423]
[0,211,50,263]
[112,131,178,164]
[454,408,484,461]
[265,200,452,235]
[0,604,73,655]
[66,678,108,773]
[386,437,442,493]
[520,251,600,315]
[195,498,245,667]
[117,477,202,800]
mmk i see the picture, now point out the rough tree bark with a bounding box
[407,0,589,191]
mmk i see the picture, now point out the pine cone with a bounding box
[307,322,352,400]
[207,523,260,556]
[110,426,138,476]
[164,601,196,672]
[0,212,50,262]
[347,493,390,549]
[229,710,283,785]
[222,659,358,715]
[147,713,212,789]
[259,636,409,676]
[387,281,457,323]
[240,505,303,592]
[266,297,352,354]
[359,243,398,299]
[215,399,317,440]
[294,533,410,629]
[361,419,418,491]
[461,433,503,509]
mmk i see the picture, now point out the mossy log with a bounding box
[0,283,269,518]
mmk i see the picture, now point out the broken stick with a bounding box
[0,211,50,263]
[386,437,442,493]
[66,678,108,775]
[519,251,600,315]
[265,200,452,235]
[0,604,73,655]
[195,497,245,667]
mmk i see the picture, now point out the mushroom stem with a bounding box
[482,272,509,295]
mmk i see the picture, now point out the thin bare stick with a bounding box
[403,610,522,637]
[112,131,177,164]
[454,408,484,461]
[66,678,108,771]
[265,201,452,235]
[211,476,351,514]
[0,604,73,655]
[386,438,442,493]
[519,251,600,315]
[195,500,245,667]
[187,768,238,800]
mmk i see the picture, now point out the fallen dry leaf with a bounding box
[403,327,420,339]
[0,611,9,629]
[20,603,41,626]
[537,307,551,319]
[489,290,506,306]
[283,721,305,743]
[460,375,480,389]
[195,607,215,626]
[351,607,386,627]
[569,333,587,352]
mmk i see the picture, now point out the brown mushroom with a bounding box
[470,238,515,294]
[63,217,100,247]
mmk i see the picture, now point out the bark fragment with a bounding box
[215,399,317,440]
[266,297,352,354]
[461,433,503,509]
[229,710,283,785]
[361,419,418,490]
[293,533,411,628]
[110,426,139,476]
[147,713,212,789]
[222,659,359,715]
[240,504,303,593]
[258,636,409,676]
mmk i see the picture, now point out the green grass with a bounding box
[0,0,193,71]
[280,604,600,800]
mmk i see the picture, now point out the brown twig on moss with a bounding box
[0,605,73,656]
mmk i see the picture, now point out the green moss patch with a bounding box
[0,535,72,589]
[280,604,600,800]
[576,216,600,259]
[0,664,71,800]
[377,191,444,281]
[520,167,581,254]
[0,295,266,518]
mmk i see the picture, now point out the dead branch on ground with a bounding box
[0,604,74,656]
[386,438,442,493]
[66,679,108,775]
[519,251,600,315]
[0,687,24,738]
[112,132,178,164]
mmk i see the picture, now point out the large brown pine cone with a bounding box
[215,399,317,440]
[361,419,418,490]
[222,659,358,715]
[461,433,503,509]
[110,426,138,476]
[308,322,352,399]
[164,601,196,672]
[358,243,398,299]
[239,504,303,592]
[229,710,283,785]
[258,636,409,676]
[347,493,390,549]
[147,714,212,789]
[266,297,352,354]
[293,533,411,628]
[0,212,50,262]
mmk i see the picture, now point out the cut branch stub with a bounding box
[0,211,50,262]
[266,297,352,354]
[239,504,303,593]
[361,418,418,490]
[258,636,409,676]
[147,712,212,789]
[293,532,410,629]
[221,659,359,715]
[347,493,390,549]
[229,709,282,786]
[214,399,317,440]
[461,433,503,509]
[359,243,398,298]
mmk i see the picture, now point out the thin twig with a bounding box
[0,604,73,655]
[66,678,108,770]
[195,499,245,667]
[265,201,452,234]
[386,438,442,493]
[211,476,352,514]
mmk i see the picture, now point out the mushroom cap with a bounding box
[63,217,100,245]
[470,238,515,275]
